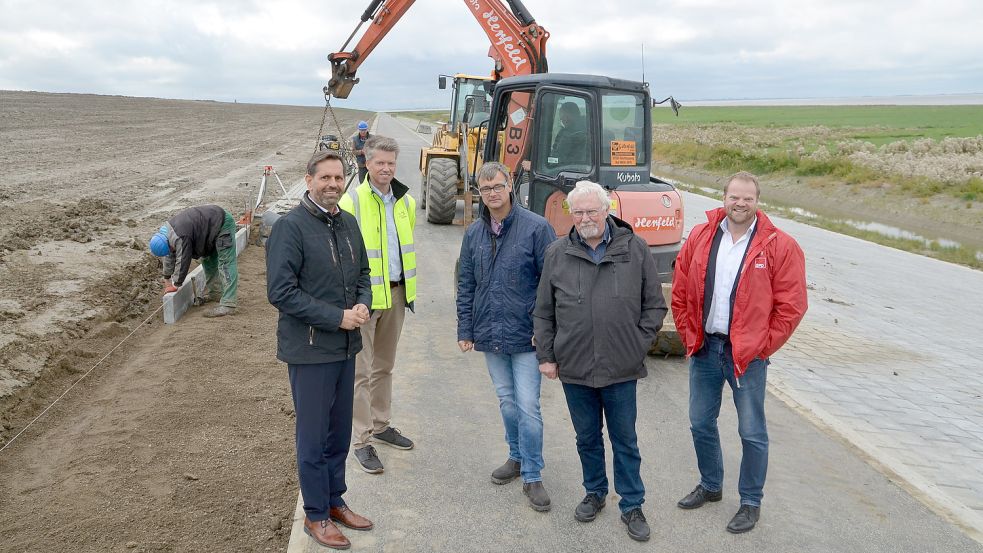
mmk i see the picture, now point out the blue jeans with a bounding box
[484,351,544,483]
[562,380,644,513]
[689,334,769,507]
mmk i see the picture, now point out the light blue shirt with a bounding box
[370,182,403,281]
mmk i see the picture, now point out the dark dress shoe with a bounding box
[330,505,374,531]
[726,505,760,534]
[522,481,552,512]
[303,517,350,550]
[677,484,723,509]
[620,508,651,542]
[490,459,521,484]
[574,493,605,522]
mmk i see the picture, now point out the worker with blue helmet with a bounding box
[148,205,239,318]
[352,121,371,183]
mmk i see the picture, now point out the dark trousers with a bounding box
[562,379,645,513]
[289,359,356,521]
[357,165,368,184]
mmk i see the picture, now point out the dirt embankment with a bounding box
[0,90,365,438]
[0,90,368,551]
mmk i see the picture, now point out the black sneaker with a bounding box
[490,459,521,485]
[620,508,650,542]
[353,445,384,474]
[574,493,605,522]
[726,505,760,534]
[371,427,414,450]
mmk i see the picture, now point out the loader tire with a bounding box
[426,158,458,225]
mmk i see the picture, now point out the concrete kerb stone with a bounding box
[767,368,983,544]
[161,225,249,324]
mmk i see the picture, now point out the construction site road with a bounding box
[0,100,980,552]
[283,113,983,552]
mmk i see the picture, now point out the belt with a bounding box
[706,332,729,342]
[389,281,402,288]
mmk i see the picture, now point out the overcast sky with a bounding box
[2,0,982,110]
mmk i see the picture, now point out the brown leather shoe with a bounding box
[330,505,374,531]
[303,517,350,550]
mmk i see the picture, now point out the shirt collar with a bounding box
[719,215,757,243]
[369,181,394,202]
[576,219,612,249]
[309,196,340,215]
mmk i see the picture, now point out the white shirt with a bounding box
[705,217,757,335]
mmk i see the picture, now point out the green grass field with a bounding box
[388,110,449,125]
[653,105,983,143]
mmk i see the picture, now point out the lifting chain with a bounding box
[313,95,359,182]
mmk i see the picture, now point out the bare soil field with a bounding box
[0,90,365,551]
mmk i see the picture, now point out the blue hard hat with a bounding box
[357,121,369,130]
[149,231,170,257]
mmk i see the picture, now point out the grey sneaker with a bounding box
[621,508,650,541]
[371,427,414,450]
[490,459,521,485]
[353,445,384,474]
[202,305,235,318]
[522,481,551,512]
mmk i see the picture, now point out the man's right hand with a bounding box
[340,308,370,330]
[539,361,558,380]
[458,340,474,352]
[162,279,178,295]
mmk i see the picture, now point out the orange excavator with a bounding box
[325,0,684,286]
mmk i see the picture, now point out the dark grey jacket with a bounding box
[534,216,667,388]
[163,205,228,286]
[266,193,372,364]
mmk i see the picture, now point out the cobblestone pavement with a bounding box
[681,191,983,539]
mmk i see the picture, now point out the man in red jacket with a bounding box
[672,171,807,534]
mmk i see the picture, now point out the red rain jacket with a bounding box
[672,208,808,377]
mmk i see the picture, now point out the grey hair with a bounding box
[364,135,399,161]
[724,171,760,197]
[307,149,347,176]
[567,180,610,209]
[476,161,512,186]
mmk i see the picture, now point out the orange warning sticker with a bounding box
[610,140,636,166]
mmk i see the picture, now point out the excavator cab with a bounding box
[481,73,683,280]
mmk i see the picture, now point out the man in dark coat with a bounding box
[456,161,556,511]
[266,150,373,550]
[534,180,667,542]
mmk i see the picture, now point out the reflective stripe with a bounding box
[347,188,360,222]
[366,248,383,259]
[401,243,415,254]
[403,268,417,279]
[370,276,385,286]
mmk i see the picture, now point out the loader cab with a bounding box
[482,74,657,237]
[441,74,494,130]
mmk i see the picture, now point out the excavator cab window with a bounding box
[537,93,592,177]
[600,92,647,168]
[451,77,493,129]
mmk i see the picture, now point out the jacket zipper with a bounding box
[309,326,314,346]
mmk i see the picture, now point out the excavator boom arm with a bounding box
[325,0,548,99]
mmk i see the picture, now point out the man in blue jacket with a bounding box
[456,161,557,511]
[266,150,374,550]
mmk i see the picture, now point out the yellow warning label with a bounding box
[610,140,636,166]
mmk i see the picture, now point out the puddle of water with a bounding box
[787,207,818,218]
[697,186,721,196]
[843,219,981,258]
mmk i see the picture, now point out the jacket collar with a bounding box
[479,189,519,233]
[364,176,409,200]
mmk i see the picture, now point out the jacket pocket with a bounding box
[216,232,234,250]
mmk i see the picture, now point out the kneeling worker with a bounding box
[148,204,239,318]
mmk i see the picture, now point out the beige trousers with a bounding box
[352,284,406,448]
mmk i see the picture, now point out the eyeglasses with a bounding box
[477,183,508,196]
[570,208,603,219]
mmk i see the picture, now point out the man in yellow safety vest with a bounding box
[339,135,418,475]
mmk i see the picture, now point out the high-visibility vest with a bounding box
[339,182,417,309]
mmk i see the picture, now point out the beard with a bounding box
[311,189,340,210]
[576,220,602,239]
